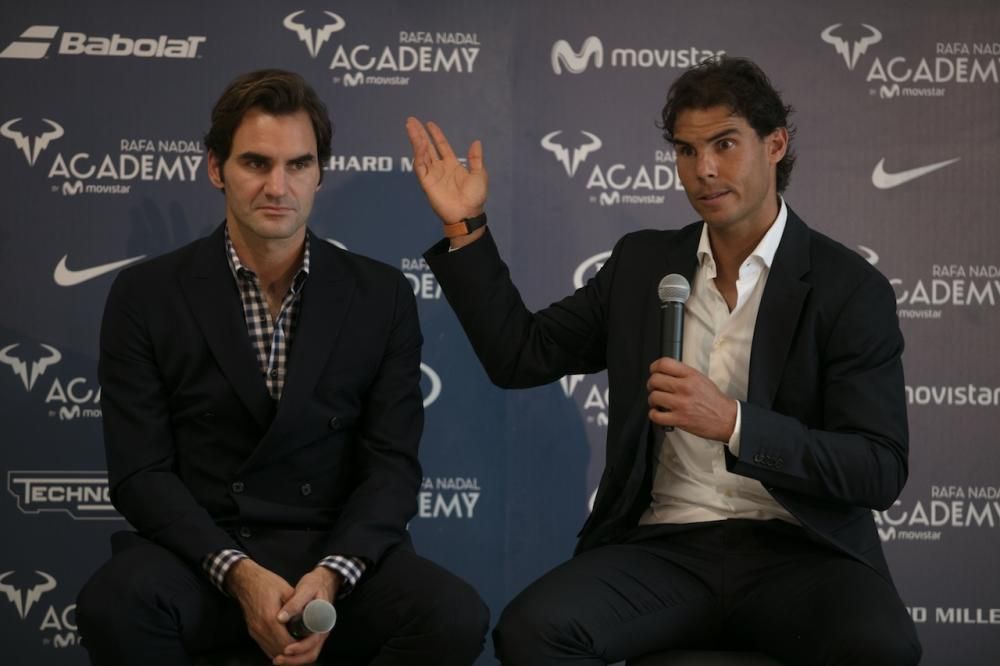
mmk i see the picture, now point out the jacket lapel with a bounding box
[180,224,275,429]
[248,236,356,465]
[747,210,811,408]
[610,225,701,518]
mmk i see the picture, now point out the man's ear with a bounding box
[767,127,789,165]
[207,150,226,190]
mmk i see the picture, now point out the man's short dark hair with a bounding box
[660,56,796,193]
[205,69,333,180]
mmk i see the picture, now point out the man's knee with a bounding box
[825,615,922,666]
[422,575,490,660]
[493,592,571,662]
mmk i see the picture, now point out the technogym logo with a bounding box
[0,24,205,59]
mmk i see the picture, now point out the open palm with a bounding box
[406,117,488,225]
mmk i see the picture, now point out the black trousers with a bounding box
[76,531,489,666]
[494,520,921,666]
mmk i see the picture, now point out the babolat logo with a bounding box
[0,342,101,421]
[8,471,121,520]
[0,24,205,59]
[551,35,723,75]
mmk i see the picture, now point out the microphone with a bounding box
[287,599,337,639]
[657,274,691,431]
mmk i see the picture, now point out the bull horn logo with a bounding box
[821,24,882,71]
[283,10,346,58]
[0,571,58,620]
[1,118,64,166]
[540,131,603,177]
[0,343,62,391]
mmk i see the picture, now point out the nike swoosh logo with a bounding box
[53,254,146,287]
[872,157,960,189]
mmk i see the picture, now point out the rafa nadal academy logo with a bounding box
[0,571,57,620]
[820,24,882,71]
[540,130,603,177]
[282,10,346,58]
[0,344,62,391]
[1,118,64,166]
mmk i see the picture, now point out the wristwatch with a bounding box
[443,212,487,238]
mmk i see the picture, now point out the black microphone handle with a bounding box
[287,615,311,640]
[660,301,684,361]
[659,301,685,432]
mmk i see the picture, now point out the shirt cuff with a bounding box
[203,548,248,593]
[726,400,742,456]
[318,556,367,597]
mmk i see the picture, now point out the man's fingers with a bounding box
[467,139,485,173]
[274,634,325,666]
[426,121,458,161]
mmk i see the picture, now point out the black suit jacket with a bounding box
[99,223,423,576]
[426,210,908,580]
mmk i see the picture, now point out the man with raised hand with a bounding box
[406,56,920,665]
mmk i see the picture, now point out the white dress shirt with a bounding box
[640,199,798,526]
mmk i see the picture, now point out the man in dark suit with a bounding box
[406,57,921,665]
[76,70,488,666]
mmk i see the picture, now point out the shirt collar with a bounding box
[696,197,788,273]
[224,226,311,286]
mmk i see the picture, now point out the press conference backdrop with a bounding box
[1,1,997,663]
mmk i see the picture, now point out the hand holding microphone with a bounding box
[286,599,337,640]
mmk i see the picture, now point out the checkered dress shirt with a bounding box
[201,228,365,596]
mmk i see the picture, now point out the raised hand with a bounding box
[405,117,488,225]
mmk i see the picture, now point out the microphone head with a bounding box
[657,274,690,304]
[302,599,337,634]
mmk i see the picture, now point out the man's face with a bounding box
[672,105,787,234]
[207,108,321,245]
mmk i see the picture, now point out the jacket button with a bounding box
[239,527,252,539]
[301,483,312,496]
[328,416,340,430]
[231,481,244,494]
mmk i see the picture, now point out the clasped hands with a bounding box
[226,559,340,665]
